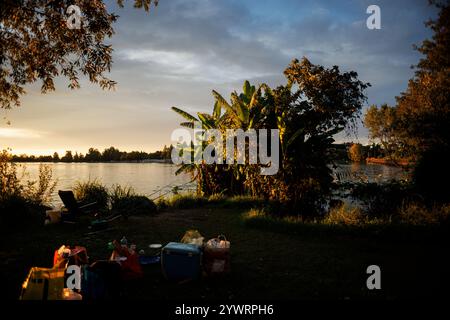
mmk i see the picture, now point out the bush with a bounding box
[323,203,367,226]
[0,195,44,229]
[112,195,157,216]
[25,164,57,205]
[397,202,450,225]
[73,179,109,210]
[110,185,156,216]
[349,180,416,217]
[1,150,56,230]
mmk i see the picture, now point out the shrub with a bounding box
[0,195,43,229]
[73,179,109,210]
[323,203,367,226]
[0,150,56,230]
[112,195,157,216]
[397,202,450,225]
[350,180,416,217]
[0,150,23,200]
[155,198,169,211]
[24,164,57,205]
[110,184,157,216]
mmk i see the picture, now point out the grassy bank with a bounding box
[2,201,449,300]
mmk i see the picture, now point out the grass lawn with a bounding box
[2,205,449,300]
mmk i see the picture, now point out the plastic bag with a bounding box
[180,230,204,246]
[205,234,230,249]
[204,235,231,276]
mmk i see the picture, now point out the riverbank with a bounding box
[366,157,413,167]
[3,205,449,300]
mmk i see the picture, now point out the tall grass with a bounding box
[73,179,109,210]
[155,192,270,211]
[110,184,157,216]
[323,203,367,226]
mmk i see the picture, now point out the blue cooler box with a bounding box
[161,242,202,281]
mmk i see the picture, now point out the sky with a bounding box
[0,0,439,156]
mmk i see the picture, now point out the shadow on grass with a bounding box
[241,210,450,242]
[156,193,271,211]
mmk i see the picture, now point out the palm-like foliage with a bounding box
[171,58,369,216]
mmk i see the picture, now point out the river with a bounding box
[20,162,409,206]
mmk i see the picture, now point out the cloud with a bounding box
[4,0,440,153]
[119,48,275,83]
[0,128,44,139]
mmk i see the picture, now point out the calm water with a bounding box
[22,162,193,205]
[333,163,409,183]
[21,162,408,206]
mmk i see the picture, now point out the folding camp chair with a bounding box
[58,190,98,221]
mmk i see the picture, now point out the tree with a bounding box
[52,152,59,162]
[102,146,122,161]
[348,143,365,162]
[61,150,73,162]
[364,104,405,158]
[173,58,369,215]
[394,1,450,201]
[85,147,101,162]
[395,1,450,152]
[0,0,159,109]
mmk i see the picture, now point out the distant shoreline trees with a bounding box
[10,145,173,163]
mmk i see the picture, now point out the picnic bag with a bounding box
[20,267,66,300]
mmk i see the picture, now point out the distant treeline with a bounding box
[11,143,384,163]
[11,145,173,163]
[330,143,384,163]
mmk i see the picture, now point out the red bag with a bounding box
[110,241,143,280]
[53,246,88,268]
[120,252,143,280]
[203,235,230,276]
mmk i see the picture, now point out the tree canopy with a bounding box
[173,57,369,215]
[0,0,159,109]
[395,0,450,154]
[362,1,450,201]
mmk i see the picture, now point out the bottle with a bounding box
[107,242,114,251]
[120,236,128,248]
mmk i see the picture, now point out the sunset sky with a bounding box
[1,0,437,156]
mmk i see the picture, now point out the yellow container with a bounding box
[20,267,65,300]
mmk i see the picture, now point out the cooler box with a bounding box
[161,242,202,281]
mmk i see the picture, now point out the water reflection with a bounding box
[22,162,409,205]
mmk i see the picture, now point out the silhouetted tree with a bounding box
[102,146,123,162]
[85,148,102,162]
[61,150,73,162]
[0,0,159,109]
